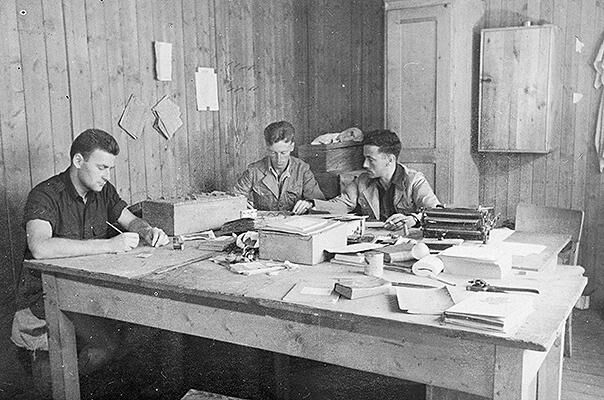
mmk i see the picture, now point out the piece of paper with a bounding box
[152,95,183,139]
[395,286,454,314]
[154,41,172,81]
[573,93,583,104]
[118,94,146,139]
[195,67,219,111]
[576,37,584,53]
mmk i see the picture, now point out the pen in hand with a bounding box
[106,221,124,234]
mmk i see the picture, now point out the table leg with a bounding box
[536,327,564,400]
[42,273,80,400]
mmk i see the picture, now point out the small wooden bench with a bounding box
[181,389,246,400]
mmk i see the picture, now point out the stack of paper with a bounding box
[438,245,512,279]
[282,281,340,305]
[261,216,341,236]
[330,253,366,266]
[152,95,183,139]
[443,292,535,334]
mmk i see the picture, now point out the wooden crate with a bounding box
[258,222,348,265]
[297,142,364,173]
[141,194,248,236]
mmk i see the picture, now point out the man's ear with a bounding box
[72,153,84,168]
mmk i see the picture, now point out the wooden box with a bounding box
[140,193,248,236]
[478,25,561,153]
[313,169,364,198]
[297,142,364,173]
[258,222,348,265]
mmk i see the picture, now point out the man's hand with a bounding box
[292,200,313,215]
[141,227,170,247]
[109,232,140,252]
[384,213,415,231]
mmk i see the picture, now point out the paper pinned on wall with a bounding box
[152,95,183,139]
[154,41,172,81]
[118,94,146,140]
[195,67,219,111]
[573,93,583,104]
[575,37,584,53]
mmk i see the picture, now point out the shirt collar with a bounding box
[266,157,291,180]
[374,163,404,190]
[60,167,97,202]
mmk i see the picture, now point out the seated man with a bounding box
[314,129,440,230]
[11,128,169,397]
[232,120,325,214]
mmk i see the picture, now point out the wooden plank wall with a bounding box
[0,0,385,309]
[478,0,604,307]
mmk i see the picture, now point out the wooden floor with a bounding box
[561,308,604,400]
[1,306,603,399]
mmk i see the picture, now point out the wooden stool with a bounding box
[181,389,246,400]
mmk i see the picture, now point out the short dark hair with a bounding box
[363,130,401,158]
[264,121,295,145]
[70,129,120,161]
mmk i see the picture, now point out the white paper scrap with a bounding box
[154,42,172,81]
[195,67,219,111]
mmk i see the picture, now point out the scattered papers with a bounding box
[282,281,340,305]
[152,95,183,139]
[225,261,285,276]
[195,67,219,111]
[154,41,172,81]
[118,94,147,140]
[396,286,454,314]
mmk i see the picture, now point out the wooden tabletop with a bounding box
[26,240,586,353]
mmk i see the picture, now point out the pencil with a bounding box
[106,221,124,234]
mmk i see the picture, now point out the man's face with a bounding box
[74,149,116,192]
[363,145,393,179]
[267,140,294,173]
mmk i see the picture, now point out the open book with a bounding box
[260,216,340,236]
[443,292,535,334]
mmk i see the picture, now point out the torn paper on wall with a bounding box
[195,67,219,111]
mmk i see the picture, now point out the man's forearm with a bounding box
[29,237,114,259]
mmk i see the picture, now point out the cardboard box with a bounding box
[298,142,364,173]
[141,193,248,236]
[258,222,348,265]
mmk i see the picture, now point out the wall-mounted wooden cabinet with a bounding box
[478,25,561,153]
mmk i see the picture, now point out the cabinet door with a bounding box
[385,3,450,202]
[478,26,557,152]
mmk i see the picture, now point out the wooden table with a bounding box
[28,237,586,400]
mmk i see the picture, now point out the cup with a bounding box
[364,251,384,278]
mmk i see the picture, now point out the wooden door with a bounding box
[385,3,451,203]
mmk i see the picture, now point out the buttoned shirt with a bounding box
[313,163,440,221]
[16,169,127,317]
[232,156,325,211]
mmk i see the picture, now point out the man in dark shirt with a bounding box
[314,129,440,230]
[11,128,169,396]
